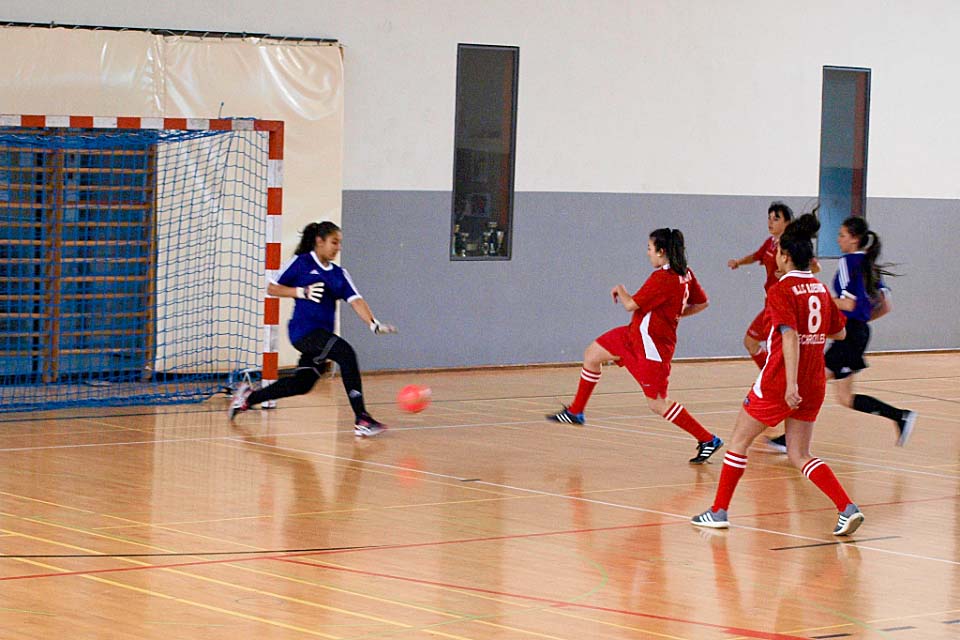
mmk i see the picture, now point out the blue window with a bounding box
[818,66,871,257]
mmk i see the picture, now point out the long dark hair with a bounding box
[779,213,820,270]
[294,221,341,255]
[650,228,688,276]
[841,216,897,298]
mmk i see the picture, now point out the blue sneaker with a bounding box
[547,406,585,425]
[691,508,729,529]
[833,503,864,536]
[689,435,723,464]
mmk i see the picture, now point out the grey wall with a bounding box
[342,192,959,371]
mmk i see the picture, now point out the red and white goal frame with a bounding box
[0,114,285,390]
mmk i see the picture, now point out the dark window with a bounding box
[451,44,518,260]
[818,66,870,257]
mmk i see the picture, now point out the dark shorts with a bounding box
[824,318,870,380]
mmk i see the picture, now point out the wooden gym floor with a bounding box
[0,352,957,639]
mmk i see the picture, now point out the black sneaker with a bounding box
[354,414,387,437]
[766,434,787,453]
[896,410,917,447]
[689,435,723,464]
[546,406,585,425]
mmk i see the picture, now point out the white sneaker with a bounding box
[896,411,917,447]
[228,383,251,420]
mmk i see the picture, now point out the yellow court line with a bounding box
[548,608,693,640]
[781,606,960,636]
[8,556,341,639]
[0,527,433,635]
[1,523,573,640]
[0,490,139,522]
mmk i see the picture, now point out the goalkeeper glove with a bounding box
[295,282,324,303]
[369,319,398,335]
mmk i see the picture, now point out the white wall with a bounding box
[3,0,958,199]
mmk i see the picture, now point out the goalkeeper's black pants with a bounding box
[246,327,367,419]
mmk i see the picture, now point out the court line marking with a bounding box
[231,440,960,566]
[0,527,483,640]
[278,557,811,640]
[6,556,342,639]
[1,511,638,640]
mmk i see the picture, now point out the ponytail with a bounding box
[779,213,820,270]
[650,228,688,276]
[840,217,897,297]
[294,220,341,255]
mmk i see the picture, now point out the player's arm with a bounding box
[349,298,397,334]
[268,281,324,302]
[727,253,757,270]
[833,296,856,312]
[833,255,861,312]
[779,325,801,408]
[682,271,709,316]
[870,289,892,321]
[611,284,640,311]
[681,301,709,317]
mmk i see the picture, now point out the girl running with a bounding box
[727,201,794,369]
[229,221,396,437]
[547,228,723,464]
[692,214,864,535]
[826,216,917,445]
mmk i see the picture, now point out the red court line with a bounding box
[2,494,945,583]
[0,519,686,582]
[280,557,809,640]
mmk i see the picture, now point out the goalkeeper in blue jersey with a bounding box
[229,221,397,437]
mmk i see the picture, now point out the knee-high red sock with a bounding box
[713,451,748,511]
[663,402,713,442]
[802,458,852,511]
[568,368,601,414]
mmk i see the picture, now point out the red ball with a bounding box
[397,384,431,413]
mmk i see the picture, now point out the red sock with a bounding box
[663,402,713,442]
[802,458,852,511]
[713,451,748,511]
[750,349,767,369]
[568,368,601,414]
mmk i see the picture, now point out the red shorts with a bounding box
[742,385,825,426]
[746,309,770,341]
[596,325,670,399]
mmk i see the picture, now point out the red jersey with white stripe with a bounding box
[752,236,780,292]
[752,271,846,401]
[628,265,708,364]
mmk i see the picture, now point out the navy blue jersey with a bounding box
[833,252,887,323]
[274,252,361,344]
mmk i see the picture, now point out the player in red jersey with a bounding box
[547,228,724,464]
[692,214,865,536]
[727,201,794,369]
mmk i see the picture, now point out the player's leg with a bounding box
[647,393,722,463]
[230,360,318,420]
[744,310,769,369]
[691,407,766,528]
[786,417,863,535]
[845,374,917,446]
[547,335,618,424]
